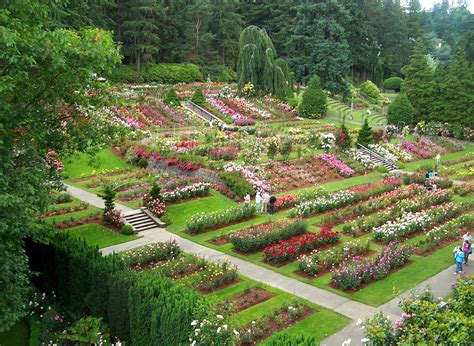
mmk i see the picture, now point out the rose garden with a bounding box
[2,1,473,345]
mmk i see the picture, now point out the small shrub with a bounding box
[121,224,134,235]
[377,166,389,173]
[383,77,403,91]
[163,88,181,106]
[387,93,413,126]
[218,171,255,198]
[192,88,206,105]
[360,80,381,102]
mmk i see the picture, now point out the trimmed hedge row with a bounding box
[26,234,207,345]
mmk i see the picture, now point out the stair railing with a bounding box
[357,143,397,169]
[186,100,223,123]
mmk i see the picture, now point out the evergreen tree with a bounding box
[401,38,435,123]
[122,0,161,73]
[237,25,290,96]
[163,88,181,106]
[192,88,206,106]
[336,123,352,150]
[387,93,414,125]
[289,0,351,94]
[299,76,327,118]
[357,119,373,146]
[441,49,474,126]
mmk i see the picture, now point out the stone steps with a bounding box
[358,145,398,171]
[124,209,160,232]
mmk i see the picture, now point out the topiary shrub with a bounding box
[383,77,403,91]
[163,88,181,106]
[360,80,381,102]
[299,75,327,118]
[192,88,206,106]
[121,224,134,235]
[387,93,414,126]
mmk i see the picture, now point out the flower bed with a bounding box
[402,141,434,159]
[160,182,210,203]
[229,219,308,253]
[263,227,340,264]
[274,194,299,210]
[224,162,269,193]
[290,190,356,217]
[155,254,207,279]
[373,202,465,243]
[207,147,239,161]
[316,153,355,177]
[346,148,378,168]
[331,242,413,291]
[368,144,398,162]
[120,241,181,270]
[298,239,370,276]
[195,260,239,292]
[187,203,255,234]
[382,143,413,162]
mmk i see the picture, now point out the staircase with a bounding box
[184,101,223,125]
[124,209,162,232]
[357,144,398,171]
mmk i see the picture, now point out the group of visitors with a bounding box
[250,191,277,215]
[453,231,472,274]
[424,169,438,192]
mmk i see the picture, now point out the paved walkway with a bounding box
[67,184,472,346]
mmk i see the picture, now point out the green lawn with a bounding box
[63,148,130,179]
[65,224,140,248]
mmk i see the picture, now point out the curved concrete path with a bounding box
[67,183,472,345]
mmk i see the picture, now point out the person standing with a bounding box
[268,195,277,215]
[255,191,262,213]
[455,247,465,274]
[435,153,441,167]
[463,231,472,244]
[262,191,270,213]
[244,193,251,203]
[463,240,471,265]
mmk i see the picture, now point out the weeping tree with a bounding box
[237,26,290,97]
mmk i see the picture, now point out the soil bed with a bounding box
[217,287,276,313]
[197,278,241,295]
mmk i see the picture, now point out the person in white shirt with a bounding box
[244,193,250,203]
[262,191,270,213]
[463,232,472,243]
[255,191,262,213]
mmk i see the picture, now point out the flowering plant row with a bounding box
[290,190,356,217]
[321,184,422,227]
[229,219,308,253]
[416,213,474,254]
[224,162,270,193]
[331,242,413,290]
[160,183,210,203]
[207,147,239,161]
[316,153,355,177]
[402,141,434,159]
[373,202,465,243]
[368,144,398,162]
[274,194,299,210]
[187,203,255,234]
[120,241,181,270]
[346,148,378,168]
[382,143,413,162]
[196,259,239,292]
[298,239,371,276]
[343,189,452,236]
[263,227,340,264]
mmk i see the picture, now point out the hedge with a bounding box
[128,275,206,346]
[383,77,403,91]
[108,63,203,84]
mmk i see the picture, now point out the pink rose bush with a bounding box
[224,162,270,193]
[104,208,125,228]
[208,98,255,125]
[331,242,413,290]
[402,141,434,158]
[143,193,166,217]
[45,150,64,171]
[316,153,355,177]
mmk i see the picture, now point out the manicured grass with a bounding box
[166,190,237,232]
[65,223,140,248]
[0,318,29,346]
[63,148,130,179]
[403,151,471,172]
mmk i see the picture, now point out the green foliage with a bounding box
[108,65,144,83]
[377,166,389,173]
[149,184,162,200]
[200,65,237,82]
[1,0,121,329]
[128,275,206,346]
[163,88,181,106]
[61,317,109,344]
[143,63,203,84]
[191,88,206,106]
[99,185,116,214]
[121,224,134,235]
[335,124,352,150]
[265,333,317,345]
[383,77,404,91]
[299,76,327,118]
[107,271,137,345]
[289,0,350,94]
[218,171,255,198]
[237,26,290,96]
[387,93,414,125]
[401,38,435,123]
[357,119,373,147]
[360,80,381,102]
[280,141,293,161]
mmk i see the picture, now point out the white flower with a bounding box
[217,327,221,333]
[191,320,198,326]
[361,338,369,344]
[233,330,239,335]
[223,324,228,330]
[216,314,224,320]
[191,340,196,346]
[356,319,363,326]
[342,338,351,346]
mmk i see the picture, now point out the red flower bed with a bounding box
[274,194,299,210]
[263,226,340,264]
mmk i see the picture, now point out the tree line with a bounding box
[50,0,473,87]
